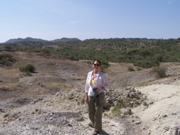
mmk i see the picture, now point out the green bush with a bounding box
[101,60,110,68]
[4,44,14,51]
[134,60,159,68]
[128,66,135,71]
[0,53,16,66]
[19,64,36,73]
[152,66,166,78]
[41,48,51,55]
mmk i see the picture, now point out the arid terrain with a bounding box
[0,52,180,135]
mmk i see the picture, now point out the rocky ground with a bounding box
[0,52,180,135]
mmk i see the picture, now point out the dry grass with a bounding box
[1,51,180,101]
[49,82,73,88]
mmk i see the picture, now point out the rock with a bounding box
[31,98,43,104]
[123,108,133,115]
[135,121,141,124]
[142,101,148,106]
[3,113,9,118]
[128,92,137,98]
[126,86,132,90]
[163,126,170,131]
[171,112,177,115]
[0,108,4,113]
[162,114,168,118]
[103,101,112,110]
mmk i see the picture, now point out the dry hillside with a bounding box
[0,52,180,135]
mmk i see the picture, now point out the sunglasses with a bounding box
[93,64,100,66]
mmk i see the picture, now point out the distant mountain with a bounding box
[52,37,81,42]
[5,37,47,43]
[5,37,81,43]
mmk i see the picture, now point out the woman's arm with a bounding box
[85,73,90,93]
[84,72,90,103]
[85,93,88,103]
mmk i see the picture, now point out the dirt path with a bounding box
[134,82,180,135]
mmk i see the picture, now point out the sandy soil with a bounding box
[134,82,180,135]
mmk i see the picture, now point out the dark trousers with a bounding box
[88,92,105,131]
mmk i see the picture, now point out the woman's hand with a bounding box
[85,94,88,103]
[96,87,105,92]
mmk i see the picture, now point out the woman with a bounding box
[85,60,109,135]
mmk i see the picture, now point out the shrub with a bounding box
[41,48,51,55]
[134,60,159,68]
[19,64,36,73]
[102,60,110,68]
[111,105,122,116]
[152,66,166,78]
[4,44,14,52]
[0,53,16,66]
[128,66,135,71]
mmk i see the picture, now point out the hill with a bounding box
[0,51,179,135]
[1,38,180,68]
[5,37,47,43]
[5,37,81,43]
[52,37,81,42]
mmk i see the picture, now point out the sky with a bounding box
[0,0,180,43]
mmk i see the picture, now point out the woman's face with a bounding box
[92,61,101,70]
